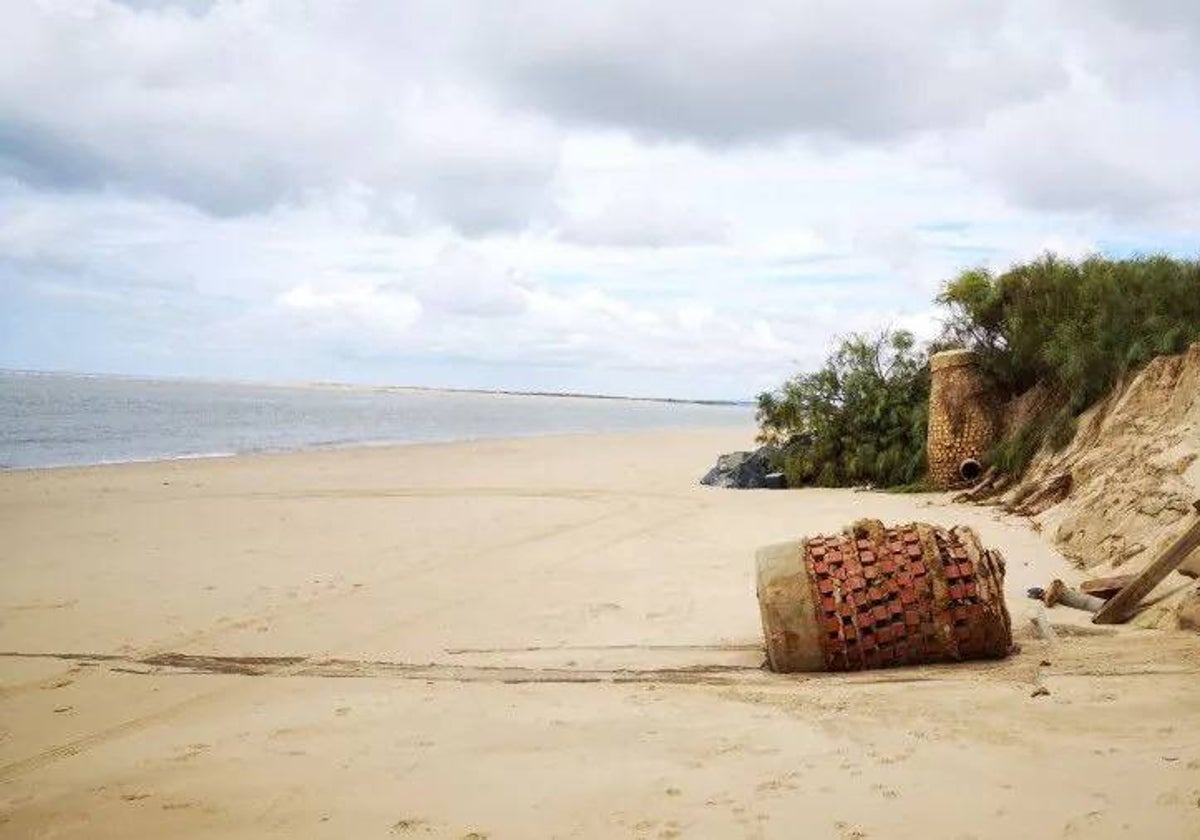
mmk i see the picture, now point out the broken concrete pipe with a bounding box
[927,349,998,490]
[756,519,1013,672]
[1043,579,1105,613]
[959,458,984,483]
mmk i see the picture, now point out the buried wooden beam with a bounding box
[1092,500,1200,625]
[1080,573,1137,600]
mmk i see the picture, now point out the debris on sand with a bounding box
[757,519,1012,672]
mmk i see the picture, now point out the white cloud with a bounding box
[2,1,1199,398]
[279,285,422,329]
[0,1,560,230]
[406,246,529,318]
[557,198,729,249]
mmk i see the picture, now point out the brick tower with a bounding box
[927,349,996,489]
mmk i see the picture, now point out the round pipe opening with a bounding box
[959,458,983,483]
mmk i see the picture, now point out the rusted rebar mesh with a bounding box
[756,519,1013,672]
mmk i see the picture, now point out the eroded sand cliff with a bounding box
[999,343,1200,627]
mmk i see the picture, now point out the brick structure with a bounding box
[927,349,997,489]
[756,519,1012,672]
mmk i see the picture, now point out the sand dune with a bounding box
[2,429,1198,838]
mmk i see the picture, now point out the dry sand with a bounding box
[1,428,1198,839]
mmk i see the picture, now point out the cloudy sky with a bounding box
[2,1,1198,399]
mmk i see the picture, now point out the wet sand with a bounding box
[2,429,1198,838]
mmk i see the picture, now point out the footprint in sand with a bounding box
[587,602,621,617]
[1062,810,1104,836]
[389,818,430,833]
[161,800,198,811]
[756,777,799,794]
[8,599,77,611]
[172,743,211,762]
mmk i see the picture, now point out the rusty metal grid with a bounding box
[803,525,993,671]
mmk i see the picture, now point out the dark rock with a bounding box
[763,472,787,490]
[700,445,783,489]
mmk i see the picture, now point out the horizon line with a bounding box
[0,366,754,408]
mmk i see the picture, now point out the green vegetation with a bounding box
[759,254,1200,488]
[938,254,1200,410]
[756,329,929,488]
[939,253,1200,474]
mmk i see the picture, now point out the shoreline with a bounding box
[0,422,755,473]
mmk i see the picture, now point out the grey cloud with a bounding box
[1088,1,1200,36]
[973,123,1199,219]
[3,0,1198,234]
[411,161,557,238]
[0,1,561,232]
[959,12,1200,220]
[467,1,1066,144]
[0,121,107,191]
[460,1,1199,220]
[0,112,300,217]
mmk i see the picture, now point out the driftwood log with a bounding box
[1007,472,1073,517]
[1092,501,1200,625]
[1079,574,1137,600]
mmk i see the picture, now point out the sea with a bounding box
[0,371,753,470]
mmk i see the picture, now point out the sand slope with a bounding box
[1001,342,1200,627]
[2,429,1198,838]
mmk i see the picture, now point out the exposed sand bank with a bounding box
[2,429,1198,838]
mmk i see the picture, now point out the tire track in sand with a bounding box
[0,492,707,781]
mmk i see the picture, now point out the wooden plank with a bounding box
[1080,573,1137,600]
[1092,501,1200,625]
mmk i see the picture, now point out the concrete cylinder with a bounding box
[927,349,997,489]
[756,519,1012,672]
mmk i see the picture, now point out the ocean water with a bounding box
[0,371,752,470]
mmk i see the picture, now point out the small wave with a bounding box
[164,451,239,462]
[0,451,240,471]
[87,451,240,467]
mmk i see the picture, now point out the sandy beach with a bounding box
[1,428,1198,839]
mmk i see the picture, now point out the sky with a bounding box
[2,1,1199,400]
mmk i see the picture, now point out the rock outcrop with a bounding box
[701,446,785,489]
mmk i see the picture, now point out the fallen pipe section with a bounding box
[757,519,1014,672]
